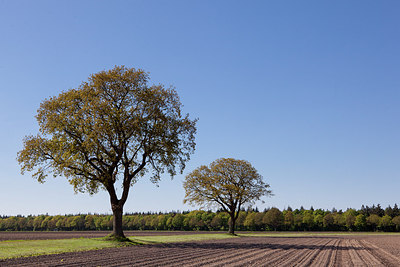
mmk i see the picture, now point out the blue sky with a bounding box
[1,0,399,215]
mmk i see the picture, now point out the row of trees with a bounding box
[3,205,400,232]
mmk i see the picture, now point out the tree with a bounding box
[236,211,248,230]
[283,210,294,230]
[392,216,400,231]
[314,214,324,230]
[183,158,272,234]
[17,66,197,239]
[210,213,224,230]
[393,204,400,217]
[252,212,263,230]
[367,214,381,231]
[302,211,315,230]
[243,212,257,231]
[354,214,367,231]
[171,214,184,230]
[294,214,304,230]
[263,207,283,231]
[343,209,357,231]
[323,213,335,230]
[379,215,392,231]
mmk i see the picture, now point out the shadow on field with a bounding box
[151,236,367,251]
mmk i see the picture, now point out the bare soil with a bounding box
[2,234,400,266]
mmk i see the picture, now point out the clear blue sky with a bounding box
[1,1,399,216]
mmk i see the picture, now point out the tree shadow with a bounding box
[149,236,368,251]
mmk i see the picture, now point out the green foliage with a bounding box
[343,209,357,231]
[379,215,393,231]
[2,204,400,232]
[171,214,184,230]
[17,66,197,238]
[263,208,283,230]
[18,66,197,191]
[367,214,381,231]
[183,158,272,234]
[323,214,335,230]
[392,216,400,231]
[354,214,367,231]
[314,214,324,229]
[283,210,294,230]
[183,158,271,211]
[243,212,257,230]
[302,211,315,230]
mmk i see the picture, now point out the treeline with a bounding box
[2,204,400,232]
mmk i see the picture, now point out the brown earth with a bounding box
[2,235,400,266]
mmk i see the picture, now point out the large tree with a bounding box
[18,66,197,239]
[183,158,271,234]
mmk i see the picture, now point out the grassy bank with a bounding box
[129,233,237,244]
[0,233,236,259]
[240,231,400,237]
[0,238,121,259]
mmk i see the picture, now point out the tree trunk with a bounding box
[106,183,128,240]
[228,213,236,235]
[111,204,125,239]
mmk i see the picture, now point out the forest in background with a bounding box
[2,204,400,232]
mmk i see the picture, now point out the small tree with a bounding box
[367,214,381,231]
[18,66,197,240]
[392,216,400,231]
[379,215,392,231]
[183,158,272,234]
[263,207,283,231]
[343,209,357,231]
[283,210,295,230]
[323,213,335,230]
[302,211,315,230]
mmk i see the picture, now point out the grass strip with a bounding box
[239,232,400,237]
[129,233,237,244]
[0,238,121,259]
[0,233,236,259]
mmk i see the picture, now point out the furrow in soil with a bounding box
[137,246,228,266]
[183,247,259,267]
[359,239,400,267]
[344,238,364,266]
[349,239,383,266]
[326,239,341,267]
[262,238,327,266]
[296,238,336,266]
[281,238,329,267]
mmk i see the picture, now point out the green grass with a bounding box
[0,233,236,259]
[0,238,122,259]
[238,231,400,237]
[129,233,237,244]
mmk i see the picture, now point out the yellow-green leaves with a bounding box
[18,66,197,201]
[183,158,271,234]
[183,158,272,212]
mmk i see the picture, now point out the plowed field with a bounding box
[2,235,400,266]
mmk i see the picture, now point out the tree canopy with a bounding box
[183,158,272,234]
[3,204,400,232]
[18,66,197,239]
